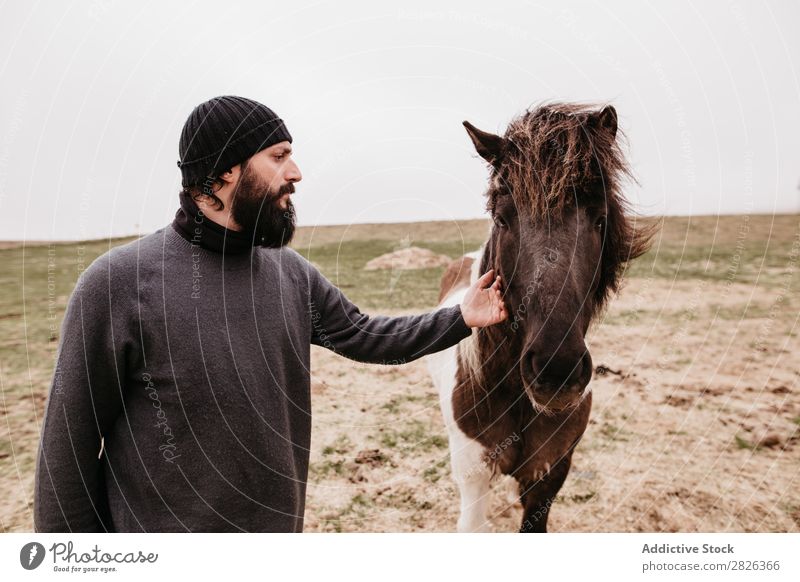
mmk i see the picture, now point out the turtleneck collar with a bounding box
[171,191,255,254]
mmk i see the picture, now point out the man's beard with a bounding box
[229,165,296,248]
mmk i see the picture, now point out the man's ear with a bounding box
[463,121,505,165]
[591,105,618,139]
[217,166,238,185]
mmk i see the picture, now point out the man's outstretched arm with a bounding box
[307,259,507,364]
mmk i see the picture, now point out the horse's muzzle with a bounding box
[521,350,593,412]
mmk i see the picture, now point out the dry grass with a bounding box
[304,278,800,532]
[1,214,798,532]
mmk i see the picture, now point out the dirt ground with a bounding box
[1,215,798,532]
[364,246,453,271]
[303,278,800,532]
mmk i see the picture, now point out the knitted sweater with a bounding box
[34,224,471,532]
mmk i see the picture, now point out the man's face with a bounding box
[229,142,302,248]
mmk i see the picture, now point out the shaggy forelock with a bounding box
[494,102,629,217]
[487,102,654,311]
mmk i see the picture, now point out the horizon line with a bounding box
[2,210,797,245]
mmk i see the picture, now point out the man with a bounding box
[34,95,507,532]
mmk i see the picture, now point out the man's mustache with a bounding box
[234,179,295,203]
[271,182,295,199]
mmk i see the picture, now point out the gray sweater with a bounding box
[34,224,471,532]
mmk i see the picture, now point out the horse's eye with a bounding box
[594,216,607,230]
[493,214,508,229]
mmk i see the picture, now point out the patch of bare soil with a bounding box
[364,247,453,271]
[304,278,800,532]
[2,267,797,532]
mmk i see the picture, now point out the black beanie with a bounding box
[176,95,292,187]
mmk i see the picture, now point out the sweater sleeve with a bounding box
[307,260,472,364]
[34,255,129,532]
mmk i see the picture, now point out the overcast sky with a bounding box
[1,0,798,241]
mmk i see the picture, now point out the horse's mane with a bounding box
[490,102,654,310]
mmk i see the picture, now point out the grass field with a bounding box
[1,213,799,532]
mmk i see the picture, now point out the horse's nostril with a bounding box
[529,349,589,389]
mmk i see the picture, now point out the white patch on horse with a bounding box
[456,246,485,384]
[426,248,493,532]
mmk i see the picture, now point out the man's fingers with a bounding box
[468,269,510,326]
[476,269,495,288]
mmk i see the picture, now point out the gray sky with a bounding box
[1,0,798,241]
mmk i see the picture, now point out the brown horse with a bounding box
[427,102,653,532]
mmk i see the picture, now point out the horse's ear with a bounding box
[592,105,618,138]
[463,121,505,165]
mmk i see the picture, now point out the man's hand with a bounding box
[460,269,508,328]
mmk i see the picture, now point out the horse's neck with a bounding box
[468,240,525,387]
[470,326,525,392]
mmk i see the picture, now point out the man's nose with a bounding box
[285,160,302,183]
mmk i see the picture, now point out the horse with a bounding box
[426,102,653,532]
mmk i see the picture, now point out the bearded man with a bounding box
[34,95,506,532]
